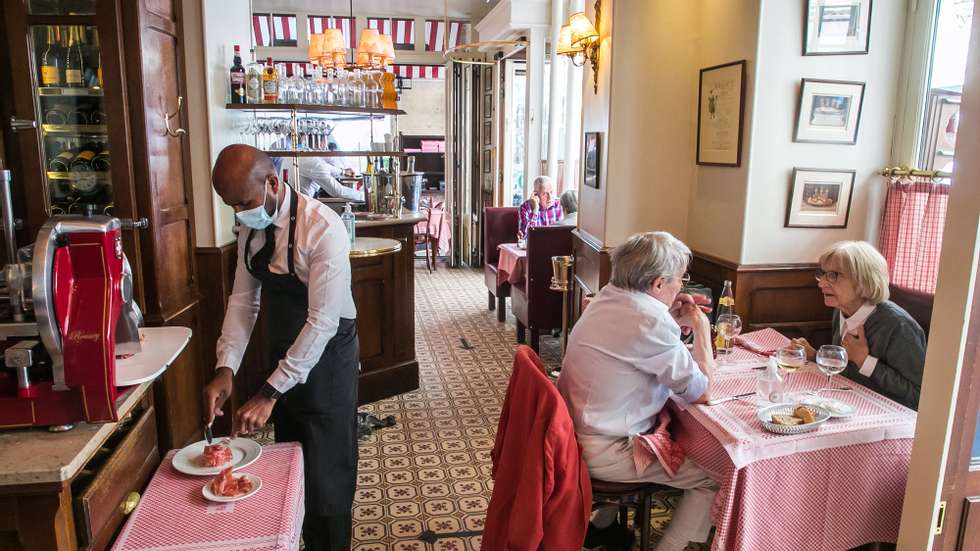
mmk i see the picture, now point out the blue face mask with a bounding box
[235,179,279,229]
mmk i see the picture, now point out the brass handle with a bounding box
[164,96,186,138]
[119,491,140,515]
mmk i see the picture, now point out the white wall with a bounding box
[397,80,447,135]
[739,0,906,265]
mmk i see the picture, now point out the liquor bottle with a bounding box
[245,48,262,104]
[229,44,246,104]
[70,142,98,171]
[48,148,76,172]
[40,27,60,86]
[64,26,85,87]
[91,29,102,87]
[262,57,279,103]
[341,202,356,244]
[715,280,734,352]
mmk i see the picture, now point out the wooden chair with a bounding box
[511,225,574,351]
[413,201,446,271]
[483,207,520,322]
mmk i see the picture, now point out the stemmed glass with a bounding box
[775,343,807,389]
[715,313,742,358]
[815,345,848,393]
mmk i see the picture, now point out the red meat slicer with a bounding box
[0,170,145,429]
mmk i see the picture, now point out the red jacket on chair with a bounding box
[483,346,592,550]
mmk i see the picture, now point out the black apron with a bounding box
[245,187,359,517]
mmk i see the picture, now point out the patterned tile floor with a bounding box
[269,265,693,550]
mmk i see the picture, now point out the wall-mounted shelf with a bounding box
[262,150,406,157]
[226,103,405,116]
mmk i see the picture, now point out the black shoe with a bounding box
[583,520,634,550]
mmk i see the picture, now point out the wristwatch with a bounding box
[259,382,282,400]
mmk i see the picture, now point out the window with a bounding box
[367,18,415,50]
[308,15,357,50]
[424,20,469,52]
[917,0,973,175]
[271,14,297,47]
[252,13,272,47]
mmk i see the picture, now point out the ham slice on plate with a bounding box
[209,467,254,497]
[201,441,233,467]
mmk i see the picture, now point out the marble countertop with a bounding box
[0,381,153,486]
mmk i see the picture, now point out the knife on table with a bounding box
[707,392,756,406]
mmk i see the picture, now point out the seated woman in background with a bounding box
[795,241,926,410]
[559,189,578,226]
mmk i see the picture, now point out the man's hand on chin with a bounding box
[233,394,276,436]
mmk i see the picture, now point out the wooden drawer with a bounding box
[72,404,160,550]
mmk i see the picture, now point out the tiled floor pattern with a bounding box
[271,265,694,550]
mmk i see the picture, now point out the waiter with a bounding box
[203,144,358,550]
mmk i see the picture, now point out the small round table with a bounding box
[350,237,402,258]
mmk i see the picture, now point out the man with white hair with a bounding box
[517,175,563,239]
[557,231,717,551]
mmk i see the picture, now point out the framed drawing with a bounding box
[804,0,872,55]
[785,168,855,228]
[583,132,601,189]
[483,121,492,145]
[794,78,865,144]
[696,60,746,167]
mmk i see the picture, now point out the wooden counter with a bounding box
[352,214,422,404]
[0,383,159,550]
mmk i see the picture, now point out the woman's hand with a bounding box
[792,337,817,361]
[842,326,870,367]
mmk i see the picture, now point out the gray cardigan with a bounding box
[831,301,927,410]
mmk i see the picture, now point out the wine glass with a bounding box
[775,343,807,388]
[816,345,848,393]
[715,313,742,357]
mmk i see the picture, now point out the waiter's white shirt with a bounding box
[839,302,879,377]
[297,156,364,202]
[215,188,357,394]
[557,284,708,438]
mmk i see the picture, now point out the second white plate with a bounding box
[172,438,262,476]
[202,472,262,503]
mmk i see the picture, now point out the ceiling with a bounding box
[251,0,489,19]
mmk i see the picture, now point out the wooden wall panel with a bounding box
[571,229,611,324]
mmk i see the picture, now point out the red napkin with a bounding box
[734,327,791,356]
[633,410,685,478]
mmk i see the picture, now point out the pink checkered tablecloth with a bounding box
[497,243,527,286]
[112,443,305,551]
[672,367,917,550]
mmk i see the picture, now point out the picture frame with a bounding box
[484,66,493,92]
[483,149,491,173]
[583,132,601,189]
[785,168,855,228]
[696,60,747,167]
[483,94,492,118]
[804,0,872,56]
[483,121,492,145]
[794,78,865,144]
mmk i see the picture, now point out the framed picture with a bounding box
[483,121,492,145]
[583,132,601,189]
[484,66,493,92]
[785,168,855,228]
[483,149,491,173]
[794,78,865,144]
[804,0,872,55]
[483,94,492,118]
[696,60,746,167]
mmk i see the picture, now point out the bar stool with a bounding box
[589,479,669,550]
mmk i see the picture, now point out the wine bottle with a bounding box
[91,147,110,171]
[40,27,60,86]
[49,149,75,172]
[43,106,69,124]
[70,143,97,171]
[64,26,84,87]
[262,57,279,103]
[229,44,246,104]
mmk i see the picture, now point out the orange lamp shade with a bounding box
[569,12,598,46]
[358,28,381,56]
[308,33,325,63]
[380,34,395,63]
[322,28,345,53]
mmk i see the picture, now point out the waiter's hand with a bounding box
[203,367,234,424]
[343,168,355,177]
[233,395,276,436]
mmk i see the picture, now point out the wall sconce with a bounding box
[557,1,601,93]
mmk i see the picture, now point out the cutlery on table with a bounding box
[707,392,756,406]
[204,422,214,445]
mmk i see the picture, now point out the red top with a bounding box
[482,346,592,550]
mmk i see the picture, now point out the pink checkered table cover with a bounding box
[496,243,527,286]
[672,367,917,550]
[112,443,305,551]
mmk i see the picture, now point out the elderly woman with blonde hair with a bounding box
[795,241,926,410]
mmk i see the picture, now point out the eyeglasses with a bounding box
[677,272,691,284]
[814,268,842,283]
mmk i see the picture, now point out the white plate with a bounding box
[757,403,832,435]
[798,396,857,418]
[172,438,262,476]
[202,472,262,503]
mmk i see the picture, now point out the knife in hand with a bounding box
[707,392,756,406]
[204,422,214,445]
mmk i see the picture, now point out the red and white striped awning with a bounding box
[392,64,445,80]
[308,15,357,49]
[272,14,297,45]
[252,14,271,47]
[367,17,415,49]
[424,20,468,52]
